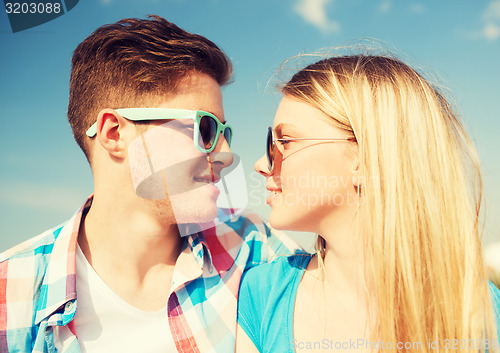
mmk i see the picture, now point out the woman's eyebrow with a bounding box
[274,123,300,136]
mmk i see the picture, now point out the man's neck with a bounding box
[77,193,183,311]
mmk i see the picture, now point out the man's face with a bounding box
[127,72,234,227]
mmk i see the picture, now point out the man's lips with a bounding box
[193,175,221,198]
[194,175,221,184]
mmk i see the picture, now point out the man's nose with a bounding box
[210,132,233,167]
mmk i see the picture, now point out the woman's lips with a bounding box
[266,191,281,205]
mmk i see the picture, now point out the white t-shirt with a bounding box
[70,246,175,352]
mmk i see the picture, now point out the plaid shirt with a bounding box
[0,196,299,353]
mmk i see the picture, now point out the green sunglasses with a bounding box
[86,108,232,153]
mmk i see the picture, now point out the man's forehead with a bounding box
[154,72,225,121]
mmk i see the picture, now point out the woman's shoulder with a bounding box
[237,254,313,353]
[489,282,500,314]
[487,282,500,341]
[240,254,313,289]
[238,254,313,310]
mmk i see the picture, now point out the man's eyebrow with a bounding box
[203,110,226,124]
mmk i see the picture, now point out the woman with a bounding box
[236,55,500,353]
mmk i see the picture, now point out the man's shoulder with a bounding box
[0,222,66,264]
[0,222,73,350]
[0,219,74,320]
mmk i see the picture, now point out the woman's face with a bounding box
[255,95,360,233]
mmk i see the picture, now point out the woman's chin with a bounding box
[269,207,319,233]
[269,211,301,232]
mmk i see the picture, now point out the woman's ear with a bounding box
[351,157,364,191]
[95,108,130,159]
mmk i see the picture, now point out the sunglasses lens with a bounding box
[223,127,232,147]
[266,128,274,171]
[199,115,218,150]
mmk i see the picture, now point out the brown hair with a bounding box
[68,15,232,161]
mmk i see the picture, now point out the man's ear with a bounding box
[95,109,131,159]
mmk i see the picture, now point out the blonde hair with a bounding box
[283,55,498,352]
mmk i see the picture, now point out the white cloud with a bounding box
[480,0,500,41]
[483,0,500,21]
[293,0,340,34]
[409,3,425,14]
[483,23,500,40]
[379,0,391,14]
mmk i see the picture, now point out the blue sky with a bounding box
[1,0,499,251]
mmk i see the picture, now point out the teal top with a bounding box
[237,255,312,353]
[237,254,500,353]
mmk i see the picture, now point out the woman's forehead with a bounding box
[273,96,336,133]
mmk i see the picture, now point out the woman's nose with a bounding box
[254,155,271,176]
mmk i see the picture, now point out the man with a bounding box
[0,16,296,352]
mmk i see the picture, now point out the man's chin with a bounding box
[170,202,219,225]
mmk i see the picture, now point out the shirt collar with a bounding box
[182,208,242,276]
[34,196,92,325]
